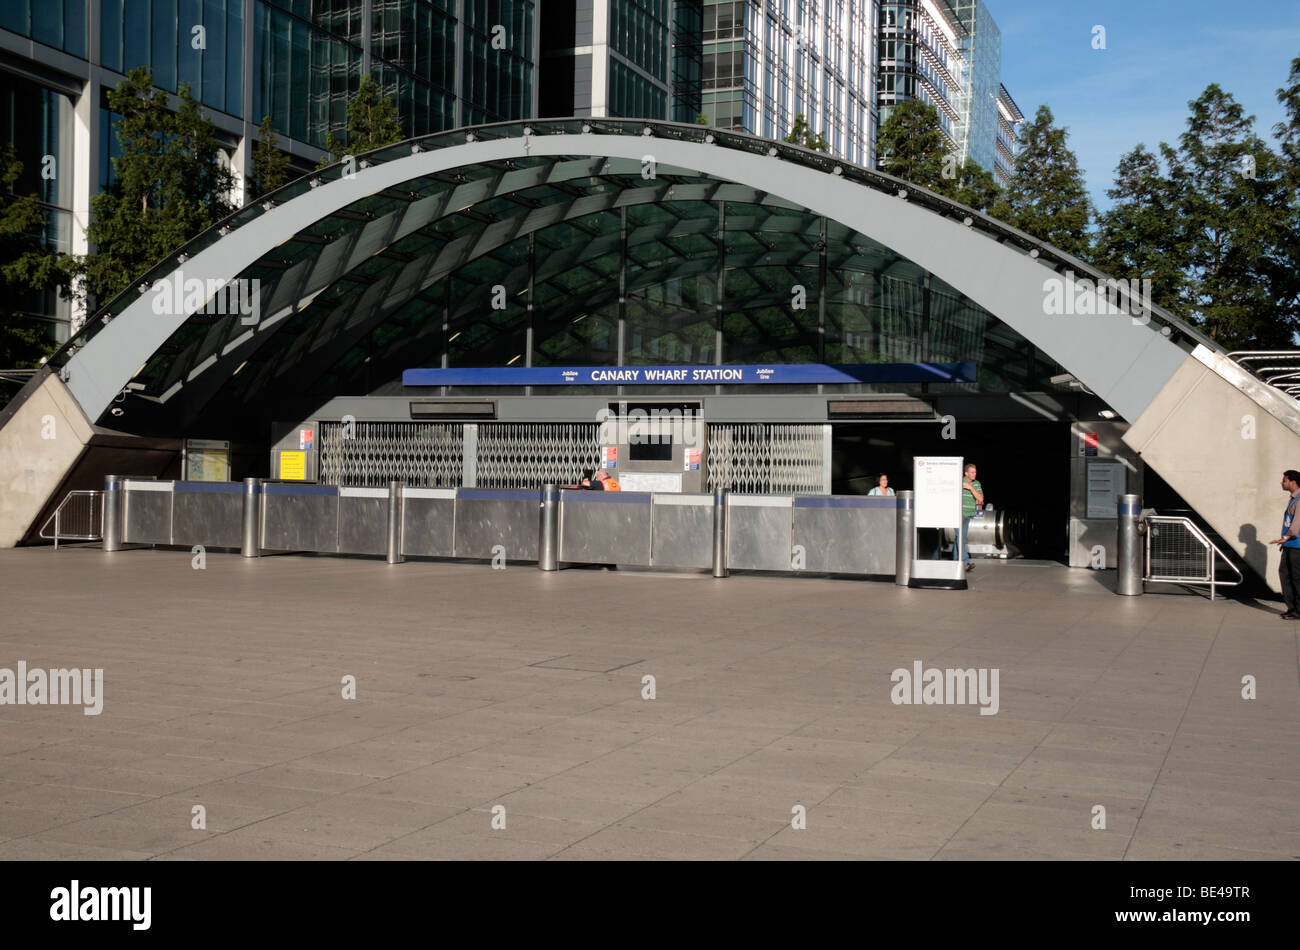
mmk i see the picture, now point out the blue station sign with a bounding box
[403,362,976,386]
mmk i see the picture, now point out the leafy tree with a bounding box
[317,76,403,168]
[950,156,999,212]
[252,114,290,198]
[989,105,1092,258]
[0,145,59,384]
[875,100,949,190]
[695,111,709,126]
[1093,143,1189,314]
[1275,54,1300,180]
[1168,84,1296,348]
[62,67,235,309]
[784,114,828,152]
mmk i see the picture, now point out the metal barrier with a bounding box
[95,475,910,581]
[1144,514,1243,601]
[1228,351,1300,398]
[39,491,104,549]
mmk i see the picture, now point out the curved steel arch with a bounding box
[60,119,1215,424]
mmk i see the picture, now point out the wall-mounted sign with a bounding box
[403,362,977,387]
[185,439,230,482]
[300,428,314,450]
[1086,460,1125,518]
[279,450,307,481]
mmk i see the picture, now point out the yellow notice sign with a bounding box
[279,450,307,480]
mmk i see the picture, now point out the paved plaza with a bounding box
[0,547,1296,860]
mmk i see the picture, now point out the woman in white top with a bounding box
[868,473,895,496]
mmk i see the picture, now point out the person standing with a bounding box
[868,473,895,497]
[956,462,983,571]
[1268,469,1300,618]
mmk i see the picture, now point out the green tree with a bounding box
[1169,84,1296,348]
[317,76,403,168]
[784,114,828,152]
[950,157,999,212]
[695,111,709,126]
[252,114,290,198]
[1093,143,1189,314]
[989,105,1092,258]
[0,145,60,383]
[875,100,949,190]
[62,67,235,309]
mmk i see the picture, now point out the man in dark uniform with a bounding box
[1268,469,1300,619]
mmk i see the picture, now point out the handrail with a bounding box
[38,490,103,550]
[1227,351,1300,397]
[1144,513,1243,601]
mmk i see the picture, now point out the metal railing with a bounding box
[38,491,103,550]
[1227,351,1300,398]
[1144,514,1242,600]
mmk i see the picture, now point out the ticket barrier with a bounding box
[106,476,919,582]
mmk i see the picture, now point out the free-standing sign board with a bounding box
[910,456,967,588]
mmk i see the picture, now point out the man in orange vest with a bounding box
[593,469,621,491]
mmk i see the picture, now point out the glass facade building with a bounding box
[538,1,700,122]
[701,0,876,166]
[1,0,544,345]
[878,0,1019,181]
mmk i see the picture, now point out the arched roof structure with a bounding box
[46,118,1217,436]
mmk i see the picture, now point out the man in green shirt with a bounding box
[956,462,984,570]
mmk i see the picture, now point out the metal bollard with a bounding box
[538,483,559,571]
[1116,492,1143,596]
[102,475,123,552]
[241,478,261,557]
[895,490,914,586]
[386,480,404,564]
[712,489,728,578]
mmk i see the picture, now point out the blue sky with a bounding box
[990,0,1300,210]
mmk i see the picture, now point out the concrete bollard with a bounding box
[1117,492,1143,596]
[538,483,559,571]
[241,478,261,558]
[895,490,914,586]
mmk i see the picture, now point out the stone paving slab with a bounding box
[0,546,1296,860]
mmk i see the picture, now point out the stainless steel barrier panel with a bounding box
[122,479,174,545]
[172,481,244,549]
[337,486,389,555]
[454,489,540,561]
[261,483,339,552]
[727,495,794,571]
[651,493,715,569]
[792,495,896,574]
[401,488,457,557]
[559,491,653,567]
